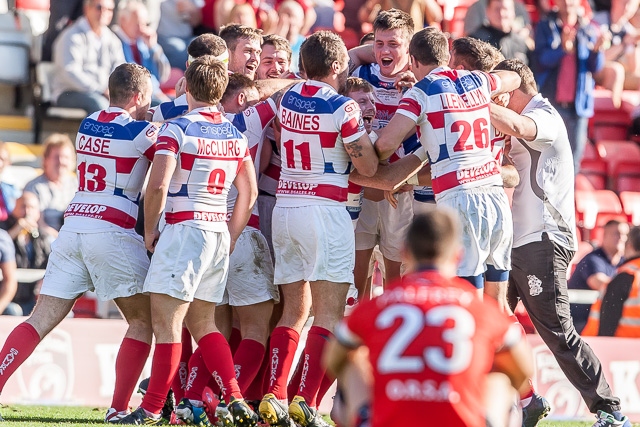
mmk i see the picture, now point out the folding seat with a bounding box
[620,191,640,225]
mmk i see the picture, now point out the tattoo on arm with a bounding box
[345,138,364,158]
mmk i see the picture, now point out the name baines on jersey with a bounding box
[64,108,158,232]
[155,107,251,232]
[396,67,504,198]
[276,81,366,207]
[335,270,522,427]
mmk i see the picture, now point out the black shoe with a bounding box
[522,394,550,427]
[229,397,259,427]
[138,377,174,421]
[116,407,162,425]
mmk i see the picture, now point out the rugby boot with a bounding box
[288,396,330,427]
[521,393,550,427]
[228,397,259,427]
[175,398,212,426]
[592,410,631,427]
[116,407,162,425]
[258,393,294,427]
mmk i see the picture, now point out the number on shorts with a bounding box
[376,304,476,375]
[78,161,107,192]
[207,169,226,195]
[451,118,490,153]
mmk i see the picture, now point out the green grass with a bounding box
[0,406,638,426]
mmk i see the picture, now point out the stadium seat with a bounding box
[620,191,640,225]
[595,140,640,178]
[33,62,86,143]
[575,189,625,242]
[614,161,640,193]
[576,173,595,191]
[589,90,632,141]
[578,159,607,190]
[582,140,599,160]
[72,293,98,318]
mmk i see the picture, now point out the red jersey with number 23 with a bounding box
[396,67,503,198]
[276,80,366,207]
[336,270,521,427]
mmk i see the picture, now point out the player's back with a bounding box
[64,108,157,232]
[151,94,189,122]
[156,108,250,232]
[342,270,515,427]
[276,81,363,207]
[397,68,503,198]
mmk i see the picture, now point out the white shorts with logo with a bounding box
[144,223,230,303]
[355,192,413,262]
[437,186,513,277]
[40,229,149,301]
[220,227,279,306]
[257,193,277,258]
[273,204,354,285]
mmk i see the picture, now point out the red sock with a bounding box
[172,328,193,403]
[229,328,242,356]
[142,343,182,415]
[0,322,41,393]
[184,348,213,401]
[234,339,265,393]
[245,348,269,401]
[198,332,242,402]
[266,327,299,400]
[314,373,335,408]
[297,326,331,404]
[287,355,303,400]
[111,338,151,411]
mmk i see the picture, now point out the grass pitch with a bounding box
[0,405,637,426]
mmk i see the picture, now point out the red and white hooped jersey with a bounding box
[257,126,281,196]
[151,93,188,122]
[64,107,157,232]
[224,99,277,228]
[156,106,251,232]
[336,270,521,427]
[276,80,366,207]
[397,67,503,198]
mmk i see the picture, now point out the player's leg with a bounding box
[485,188,514,314]
[354,197,379,301]
[354,248,375,300]
[378,190,413,285]
[109,293,153,418]
[216,302,234,340]
[235,301,273,392]
[510,236,627,425]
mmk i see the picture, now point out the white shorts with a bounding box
[40,230,149,301]
[412,199,436,216]
[143,223,230,303]
[355,192,413,262]
[437,186,513,277]
[220,227,279,306]
[257,193,276,258]
[272,205,354,285]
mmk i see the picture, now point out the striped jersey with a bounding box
[151,93,188,122]
[257,127,281,196]
[276,80,366,207]
[352,63,433,202]
[155,106,251,232]
[64,108,157,232]
[225,99,277,228]
[396,67,503,198]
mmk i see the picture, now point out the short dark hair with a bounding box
[409,28,449,67]
[188,34,227,59]
[360,32,375,45]
[604,219,624,229]
[185,56,228,104]
[221,73,257,104]
[262,34,292,62]
[493,59,537,95]
[373,8,414,41]
[451,37,504,72]
[108,63,150,105]
[628,226,640,251]
[345,77,373,95]
[406,210,460,262]
[300,31,346,80]
[219,24,263,52]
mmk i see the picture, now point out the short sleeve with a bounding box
[396,88,427,123]
[338,99,366,144]
[136,123,159,161]
[483,71,501,95]
[522,105,560,149]
[155,123,182,158]
[0,230,15,263]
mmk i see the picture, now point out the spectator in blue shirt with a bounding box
[569,219,629,333]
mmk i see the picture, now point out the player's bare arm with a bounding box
[349,153,426,190]
[259,137,273,174]
[374,113,418,160]
[490,103,537,141]
[345,134,379,177]
[144,154,177,253]
[348,43,376,74]
[256,79,298,101]
[490,70,522,94]
[323,336,356,378]
[229,157,259,254]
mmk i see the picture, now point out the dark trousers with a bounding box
[508,233,621,414]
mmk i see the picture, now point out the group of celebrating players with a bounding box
[0,6,632,427]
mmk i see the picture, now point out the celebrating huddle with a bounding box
[0,7,632,427]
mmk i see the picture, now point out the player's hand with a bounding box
[394,71,416,91]
[229,238,237,254]
[384,190,399,209]
[175,77,187,97]
[492,92,510,107]
[140,26,157,49]
[145,228,160,253]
